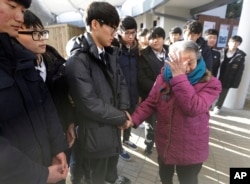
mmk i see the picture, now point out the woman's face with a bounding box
[180,50,197,73]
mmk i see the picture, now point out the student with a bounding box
[183,20,213,72]
[132,40,221,184]
[137,28,150,51]
[0,0,68,183]
[17,10,75,147]
[213,35,246,114]
[169,26,182,44]
[16,10,76,183]
[66,2,132,184]
[137,27,169,155]
[204,29,221,77]
[114,16,139,161]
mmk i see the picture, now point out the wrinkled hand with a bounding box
[125,111,131,121]
[47,164,68,184]
[119,111,134,129]
[166,51,188,77]
[120,120,134,130]
[48,152,68,183]
[51,152,68,168]
[66,123,75,148]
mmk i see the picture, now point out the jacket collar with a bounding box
[0,33,36,71]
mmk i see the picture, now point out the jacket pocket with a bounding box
[81,126,114,152]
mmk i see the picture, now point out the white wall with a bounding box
[162,6,190,37]
[135,6,190,39]
[201,5,227,18]
[135,14,154,30]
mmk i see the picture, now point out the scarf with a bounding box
[163,57,206,85]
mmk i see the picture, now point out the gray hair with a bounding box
[169,40,201,59]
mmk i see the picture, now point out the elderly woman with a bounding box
[131,40,221,184]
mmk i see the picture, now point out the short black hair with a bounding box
[149,27,165,40]
[183,20,203,34]
[169,26,182,35]
[138,28,149,37]
[119,16,137,31]
[14,0,32,8]
[22,10,44,29]
[85,2,120,29]
[230,35,243,43]
[204,29,219,36]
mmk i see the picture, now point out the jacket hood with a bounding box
[69,32,116,59]
[69,34,89,55]
[235,48,246,57]
[224,48,246,57]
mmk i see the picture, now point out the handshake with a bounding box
[119,111,134,130]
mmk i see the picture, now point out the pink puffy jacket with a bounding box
[132,73,221,165]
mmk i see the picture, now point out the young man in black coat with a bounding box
[138,27,169,155]
[17,10,75,148]
[17,10,76,184]
[204,29,221,77]
[213,35,246,114]
[114,16,139,161]
[66,2,132,184]
[183,20,213,72]
[0,0,68,183]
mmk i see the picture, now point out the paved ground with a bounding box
[66,99,250,184]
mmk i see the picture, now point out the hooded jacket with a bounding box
[132,70,221,165]
[66,33,130,158]
[0,33,67,184]
[42,45,74,131]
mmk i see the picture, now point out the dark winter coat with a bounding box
[138,45,169,100]
[66,33,130,158]
[0,33,67,184]
[42,45,74,131]
[219,48,246,88]
[197,37,213,71]
[211,48,221,77]
[116,36,139,108]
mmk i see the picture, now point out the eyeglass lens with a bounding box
[124,31,136,36]
[33,31,49,41]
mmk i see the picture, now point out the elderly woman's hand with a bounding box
[166,51,189,77]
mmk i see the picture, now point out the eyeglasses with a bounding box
[122,30,137,37]
[96,19,117,34]
[18,30,49,41]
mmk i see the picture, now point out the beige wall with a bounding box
[135,6,190,41]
